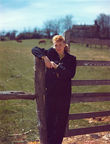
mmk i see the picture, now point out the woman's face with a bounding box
[53,41,65,55]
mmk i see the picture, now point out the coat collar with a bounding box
[52,47,68,60]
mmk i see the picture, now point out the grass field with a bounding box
[0,39,110,143]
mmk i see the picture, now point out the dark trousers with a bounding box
[45,92,70,144]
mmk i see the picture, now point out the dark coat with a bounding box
[32,47,76,144]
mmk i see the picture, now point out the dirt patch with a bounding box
[27,131,110,144]
[62,131,110,144]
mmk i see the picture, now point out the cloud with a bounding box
[29,1,49,8]
[0,0,110,31]
[0,1,49,31]
[0,0,65,31]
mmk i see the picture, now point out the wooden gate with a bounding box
[65,60,110,137]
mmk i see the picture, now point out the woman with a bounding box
[32,35,76,144]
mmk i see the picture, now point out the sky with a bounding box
[0,0,110,32]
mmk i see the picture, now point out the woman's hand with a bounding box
[42,56,58,69]
[50,61,58,69]
[42,56,53,68]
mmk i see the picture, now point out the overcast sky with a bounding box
[0,0,110,32]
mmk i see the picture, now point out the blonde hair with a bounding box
[52,35,69,53]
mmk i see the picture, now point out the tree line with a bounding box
[96,13,110,39]
[0,13,110,41]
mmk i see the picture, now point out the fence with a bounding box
[0,58,110,144]
[65,60,110,137]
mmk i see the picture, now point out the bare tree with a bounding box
[96,13,110,39]
[43,19,62,38]
[43,15,74,38]
[61,15,73,31]
[43,20,54,38]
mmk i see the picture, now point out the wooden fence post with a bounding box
[35,57,47,144]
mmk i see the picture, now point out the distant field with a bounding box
[0,39,110,143]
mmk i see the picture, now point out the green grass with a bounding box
[69,43,110,130]
[0,39,110,143]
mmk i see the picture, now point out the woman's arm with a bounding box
[56,56,76,79]
[32,47,47,58]
[32,47,53,68]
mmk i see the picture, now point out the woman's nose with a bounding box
[57,46,61,49]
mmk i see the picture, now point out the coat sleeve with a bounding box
[31,46,47,58]
[56,56,76,79]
